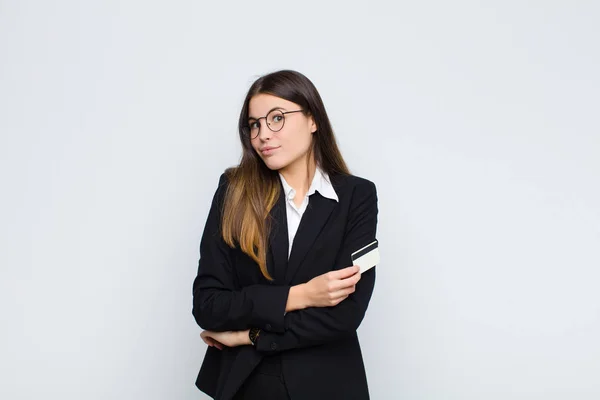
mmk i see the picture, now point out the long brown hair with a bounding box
[221,70,350,280]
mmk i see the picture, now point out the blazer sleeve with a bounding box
[191,173,291,333]
[254,179,378,354]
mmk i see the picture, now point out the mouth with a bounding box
[260,146,280,155]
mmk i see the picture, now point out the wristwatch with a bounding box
[249,327,261,346]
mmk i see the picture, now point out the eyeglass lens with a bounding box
[249,109,285,137]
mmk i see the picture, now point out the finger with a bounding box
[327,267,360,289]
[204,337,224,350]
[329,286,356,301]
[347,271,362,285]
[328,294,349,306]
[201,331,216,344]
[201,332,214,344]
[331,265,360,280]
[325,273,359,293]
[344,269,361,281]
[333,272,361,290]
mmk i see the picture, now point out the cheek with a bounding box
[296,131,313,150]
[286,129,310,147]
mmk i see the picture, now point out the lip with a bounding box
[260,146,280,155]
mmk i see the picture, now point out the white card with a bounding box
[351,240,379,274]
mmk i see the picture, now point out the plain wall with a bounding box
[1,1,599,399]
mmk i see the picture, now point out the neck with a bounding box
[279,156,317,195]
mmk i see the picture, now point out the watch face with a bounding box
[250,328,260,345]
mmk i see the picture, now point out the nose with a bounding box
[256,119,273,140]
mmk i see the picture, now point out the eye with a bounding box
[249,121,259,129]
[272,115,283,122]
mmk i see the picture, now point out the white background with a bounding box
[1,1,599,399]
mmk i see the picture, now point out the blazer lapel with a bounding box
[268,185,289,283]
[285,193,337,282]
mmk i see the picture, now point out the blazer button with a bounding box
[265,323,272,330]
[270,342,278,350]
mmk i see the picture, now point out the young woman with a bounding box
[192,70,378,400]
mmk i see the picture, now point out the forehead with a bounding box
[248,94,300,119]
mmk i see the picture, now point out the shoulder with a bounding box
[217,167,234,186]
[216,171,228,191]
[330,172,377,200]
[330,173,378,225]
[214,167,237,193]
[209,168,235,208]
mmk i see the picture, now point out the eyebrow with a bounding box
[248,106,286,120]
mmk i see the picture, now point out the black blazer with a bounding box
[192,171,378,400]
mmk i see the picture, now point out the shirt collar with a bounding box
[278,165,339,202]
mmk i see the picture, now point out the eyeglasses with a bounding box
[244,109,304,139]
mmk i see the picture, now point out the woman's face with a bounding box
[247,93,316,173]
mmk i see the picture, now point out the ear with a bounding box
[308,114,317,134]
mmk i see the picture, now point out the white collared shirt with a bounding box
[278,166,339,258]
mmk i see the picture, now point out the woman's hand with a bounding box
[200,329,251,350]
[301,265,361,308]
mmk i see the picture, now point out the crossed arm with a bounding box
[192,174,378,354]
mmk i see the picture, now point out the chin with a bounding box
[262,157,289,171]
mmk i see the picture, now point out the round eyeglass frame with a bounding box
[244,109,304,139]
